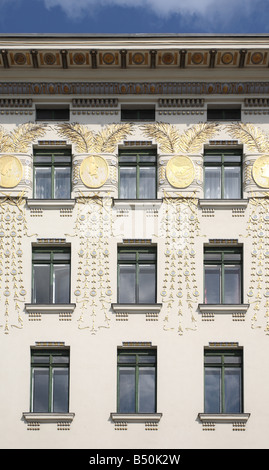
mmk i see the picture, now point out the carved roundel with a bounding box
[80,155,109,188]
[166,155,195,188]
[0,155,23,188]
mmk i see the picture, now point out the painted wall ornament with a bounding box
[80,155,109,188]
[166,155,195,188]
[0,155,23,188]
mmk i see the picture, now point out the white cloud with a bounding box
[41,0,230,19]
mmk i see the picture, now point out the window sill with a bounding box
[199,304,249,315]
[113,199,162,208]
[110,413,162,423]
[198,413,250,424]
[23,412,75,424]
[25,304,76,315]
[112,303,162,315]
[199,199,248,208]
[27,199,75,209]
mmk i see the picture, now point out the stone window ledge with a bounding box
[25,303,76,315]
[23,412,75,424]
[27,199,76,209]
[113,199,162,208]
[199,199,248,209]
[198,413,250,424]
[112,303,162,315]
[199,304,249,315]
[110,413,162,424]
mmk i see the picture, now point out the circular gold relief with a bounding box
[162,52,174,65]
[14,53,26,65]
[253,156,269,188]
[166,155,195,188]
[251,52,263,64]
[221,52,233,64]
[73,53,86,65]
[103,53,115,65]
[132,52,144,64]
[80,155,109,188]
[44,53,56,65]
[0,156,23,188]
[191,52,203,64]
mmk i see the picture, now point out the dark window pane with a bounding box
[138,264,156,303]
[224,266,241,304]
[207,108,241,120]
[224,167,241,199]
[118,367,136,413]
[53,264,70,303]
[35,167,52,199]
[138,367,156,413]
[33,264,50,303]
[119,265,136,303]
[204,266,221,304]
[52,368,69,413]
[119,167,136,199]
[32,368,50,412]
[204,167,221,199]
[36,108,69,121]
[121,108,155,121]
[54,167,71,199]
[224,368,242,413]
[204,368,221,413]
[139,167,156,198]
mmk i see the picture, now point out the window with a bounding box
[204,247,242,304]
[33,149,71,199]
[117,348,157,413]
[36,107,70,121]
[31,348,70,413]
[119,149,157,199]
[32,247,71,304]
[204,348,243,414]
[204,150,242,199]
[118,247,156,304]
[121,107,155,121]
[207,107,241,121]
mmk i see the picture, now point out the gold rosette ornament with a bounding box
[166,155,195,188]
[80,155,109,188]
[0,155,23,188]
[253,156,269,188]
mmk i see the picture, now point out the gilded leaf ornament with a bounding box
[94,123,133,153]
[226,122,269,153]
[141,122,220,154]
[0,123,47,153]
[56,122,95,153]
[56,122,133,154]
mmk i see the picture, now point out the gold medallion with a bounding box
[166,155,195,188]
[253,156,269,188]
[80,155,109,188]
[0,155,23,188]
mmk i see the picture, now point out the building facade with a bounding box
[0,34,269,449]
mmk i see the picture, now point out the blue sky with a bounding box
[0,0,268,34]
